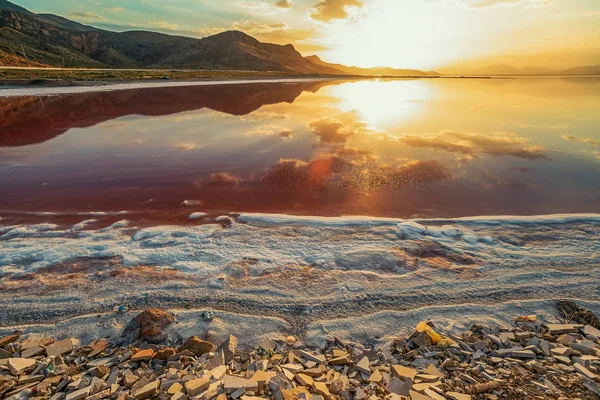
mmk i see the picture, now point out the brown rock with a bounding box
[133,309,175,343]
[216,334,238,363]
[131,348,155,362]
[45,338,73,357]
[0,334,20,347]
[178,336,214,356]
[155,347,176,360]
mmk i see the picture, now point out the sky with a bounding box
[11,0,600,70]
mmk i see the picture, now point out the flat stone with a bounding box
[446,392,472,400]
[131,349,155,362]
[296,373,314,387]
[223,375,259,393]
[410,391,435,400]
[355,356,370,375]
[368,369,383,383]
[313,381,331,400]
[21,346,44,358]
[66,385,91,400]
[185,377,210,396]
[297,350,326,364]
[167,382,183,395]
[388,377,412,396]
[45,339,73,357]
[512,350,536,359]
[582,325,600,338]
[132,380,159,400]
[425,364,444,378]
[554,355,572,365]
[8,358,36,375]
[391,365,418,380]
[0,334,20,347]
[546,324,583,335]
[416,374,439,383]
[574,363,597,380]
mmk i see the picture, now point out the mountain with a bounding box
[0,0,431,75]
[306,55,438,76]
[560,65,600,75]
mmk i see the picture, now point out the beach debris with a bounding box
[557,299,600,329]
[112,305,130,314]
[203,309,215,320]
[2,312,599,400]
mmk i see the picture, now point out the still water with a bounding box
[1,77,599,226]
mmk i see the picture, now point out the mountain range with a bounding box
[0,0,434,76]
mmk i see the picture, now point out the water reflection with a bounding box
[0,77,599,225]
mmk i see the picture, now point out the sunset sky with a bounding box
[12,0,600,70]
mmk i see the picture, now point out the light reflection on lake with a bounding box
[0,77,599,226]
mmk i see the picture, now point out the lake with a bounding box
[1,77,599,227]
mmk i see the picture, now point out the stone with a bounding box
[355,356,370,374]
[88,339,107,358]
[65,385,91,400]
[131,349,155,362]
[410,391,435,400]
[416,374,439,383]
[447,392,472,400]
[286,336,296,346]
[216,335,238,363]
[574,363,597,380]
[156,347,176,360]
[582,325,600,338]
[296,373,314,387]
[178,336,214,356]
[391,365,418,380]
[223,375,259,393]
[21,346,44,358]
[185,377,210,396]
[132,380,159,399]
[313,381,331,399]
[388,377,412,396]
[545,324,583,335]
[368,369,382,383]
[0,334,20,347]
[512,350,536,359]
[8,358,36,375]
[133,308,175,343]
[425,364,444,378]
[45,338,73,357]
[167,382,183,395]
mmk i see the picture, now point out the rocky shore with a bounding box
[1,303,600,400]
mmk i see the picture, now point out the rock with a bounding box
[45,338,73,357]
[167,382,183,395]
[286,336,296,346]
[65,385,91,400]
[446,392,472,400]
[223,375,259,393]
[355,356,370,374]
[216,335,238,362]
[177,336,214,356]
[545,324,583,335]
[368,369,383,383]
[185,377,210,396]
[0,334,20,347]
[313,381,331,399]
[132,309,175,343]
[296,373,314,387]
[131,349,155,362]
[155,347,176,360]
[21,346,44,358]
[391,365,418,380]
[574,363,597,380]
[8,358,36,375]
[511,350,536,359]
[132,380,159,399]
[582,325,600,338]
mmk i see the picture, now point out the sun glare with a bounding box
[328,80,437,129]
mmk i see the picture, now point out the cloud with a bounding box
[231,21,316,45]
[105,7,124,14]
[275,0,293,8]
[147,21,180,30]
[400,131,549,160]
[246,126,294,138]
[459,0,550,8]
[310,0,363,22]
[560,135,599,147]
[202,173,241,187]
[233,0,276,14]
[69,11,104,20]
[308,115,371,144]
[242,111,290,122]
[174,142,198,150]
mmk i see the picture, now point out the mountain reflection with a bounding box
[0,80,338,147]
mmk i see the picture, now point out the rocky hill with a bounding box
[0,0,432,75]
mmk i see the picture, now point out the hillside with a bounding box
[560,65,600,75]
[0,1,432,75]
[305,55,437,76]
